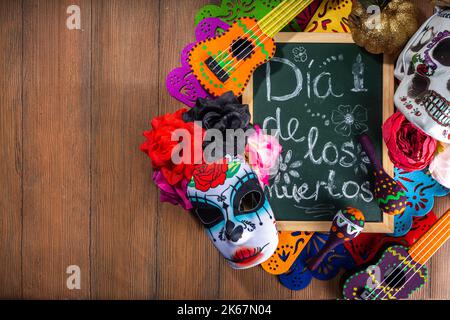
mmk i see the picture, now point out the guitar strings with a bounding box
[214,0,310,79]
[363,213,449,300]
[382,218,450,300]
[213,0,304,77]
[366,214,449,300]
[365,213,450,300]
[210,0,300,73]
[208,0,297,73]
[371,213,450,300]
[217,0,308,78]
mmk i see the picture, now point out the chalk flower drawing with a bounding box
[331,105,368,137]
[274,150,302,185]
[292,46,307,63]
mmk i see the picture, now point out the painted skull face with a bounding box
[394,9,450,143]
[187,158,278,269]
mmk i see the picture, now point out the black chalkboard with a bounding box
[245,34,394,231]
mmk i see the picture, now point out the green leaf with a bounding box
[188,179,195,188]
[226,161,241,178]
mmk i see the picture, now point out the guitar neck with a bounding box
[258,0,313,37]
[409,209,450,265]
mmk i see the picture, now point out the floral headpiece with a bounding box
[141,92,282,269]
[140,91,282,211]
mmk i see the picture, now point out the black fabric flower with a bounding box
[183,91,253,160]
[183,91,251,130]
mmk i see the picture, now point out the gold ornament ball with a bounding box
[349,0,419,55]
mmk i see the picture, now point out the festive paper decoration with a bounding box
[304,0,352,33]
[349,0,418,55]
[261,231,313,275]
[393,168,450,237]
[278,233,355,290]
[344,211,438,266]
[359,134,408,215]
[308,208,364,271]
[194,0,321,31]
[166,18,230,107]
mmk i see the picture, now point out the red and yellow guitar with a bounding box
[188,0,313,97]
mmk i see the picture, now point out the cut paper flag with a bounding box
[278,233,355,291]
[166,18,230,107]
[305,0,352,33]
[261,231,313,275]
[393,168,450,237]
[194,0,321,32]
[344,211,438,266]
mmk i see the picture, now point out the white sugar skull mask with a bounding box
[394,8,450,143]
[187,158,278,269]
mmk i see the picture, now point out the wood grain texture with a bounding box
[156,0,221,300]
[90,0,159,299]
[0,0,448,300]
[21,0,91,299]
[0,0,23,299]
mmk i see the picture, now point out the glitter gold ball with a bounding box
[349,0,419,55]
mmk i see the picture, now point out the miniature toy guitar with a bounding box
[342,209,450,300]
[188,0,313,97]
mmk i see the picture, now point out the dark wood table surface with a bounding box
[0,0,448,299]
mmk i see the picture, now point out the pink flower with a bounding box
[152,170,192,210]
[429,143,450,188]
[245,125,283,187]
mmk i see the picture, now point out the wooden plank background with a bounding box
[0,0,448,299]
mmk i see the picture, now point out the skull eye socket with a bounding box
[408,74,430,98]
[432,38,450,66]
[232,174,264,215]
[238,191,262,214]
[410,27,434,52]
[447,79,450,92]
[193,204,224,228]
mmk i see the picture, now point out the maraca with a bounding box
[307,207,365,271]
[358,133,407,215]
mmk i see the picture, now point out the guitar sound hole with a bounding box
[231,38,254,61]
[384,267,406,288]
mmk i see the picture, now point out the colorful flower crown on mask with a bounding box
[140,91,282,211]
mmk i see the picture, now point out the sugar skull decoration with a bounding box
[187,158,278,269]
[307,207,365,271]
[141,92,282,269]
[394,8,450,143]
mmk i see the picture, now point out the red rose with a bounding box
[141,108,204,185]
[382,111,437,171]
[192,162,228,192]
[416,64,429,75]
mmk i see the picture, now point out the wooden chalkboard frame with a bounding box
[243,33,395,233]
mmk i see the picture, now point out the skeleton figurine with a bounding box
[187,157,278,269]
[352,54,367,92]
[394,8,450,143]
